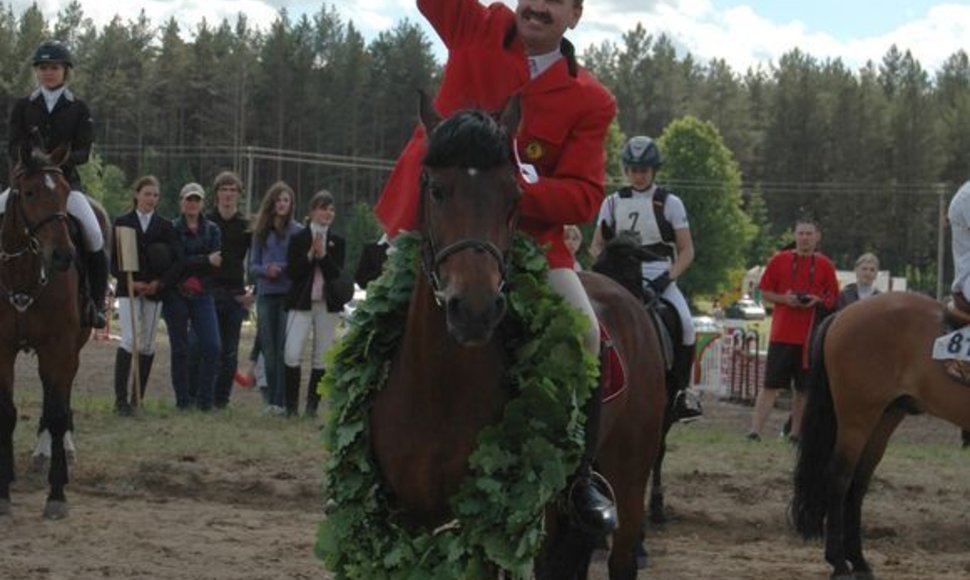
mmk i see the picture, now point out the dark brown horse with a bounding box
[591,225,683,530]
[792,291,970,579]
[369,95,667,579]
[0,144,104,519]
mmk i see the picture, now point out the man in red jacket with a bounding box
[375,0,618,534]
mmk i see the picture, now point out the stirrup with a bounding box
[673,390,703,423]
[567,470,618,534]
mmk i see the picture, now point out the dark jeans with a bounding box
[190,293,247,408]
[164,292,221,409]
[257,294,288,408]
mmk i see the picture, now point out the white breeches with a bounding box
[117,296,163,355]
[284,303,341,368]
[0,188,103,251]
[547,268,600,357]
[641,261,695,345]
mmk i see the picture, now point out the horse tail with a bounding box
[791,313,837,539]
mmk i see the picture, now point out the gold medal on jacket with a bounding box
[524,141,544,161]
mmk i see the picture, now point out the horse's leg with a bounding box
[607,418,657,579]
[37,347,77,520]
[824,428,874,579]
[842,409,904,579]
[648,415,673,525]
[0,362,15,516]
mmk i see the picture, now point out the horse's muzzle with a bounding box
[445,292,507,346]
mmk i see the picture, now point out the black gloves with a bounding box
[649,272,672,294]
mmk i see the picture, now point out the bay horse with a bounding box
[369,94,667,579]
[590,226,684,530]
[0,144,104,519]
[792,291,970,579]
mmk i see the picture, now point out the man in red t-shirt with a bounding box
[747,217,839,442]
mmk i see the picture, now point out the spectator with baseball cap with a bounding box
[163,181,222,410]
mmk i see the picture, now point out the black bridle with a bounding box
[0,167,71,312]
[419,170,516,303]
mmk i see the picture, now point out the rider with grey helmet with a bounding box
[592,136,703,422]
[3,40,107,328]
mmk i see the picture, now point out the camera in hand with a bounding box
[795,292,812,305]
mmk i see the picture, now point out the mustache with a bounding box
[521,9,553,24]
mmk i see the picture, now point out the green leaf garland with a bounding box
[317,232,598,579]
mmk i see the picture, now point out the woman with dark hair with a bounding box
[248,181,301,415]
[109,175,182,415]
[283,190,346,417]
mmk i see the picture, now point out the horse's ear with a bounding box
[418,89,442,135]
[49,144,71,167]
[498,94,522,137]
[600,220,615,242]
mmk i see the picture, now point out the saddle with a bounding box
[946,293,970,326]
[938,293,970,385]
[599,325,627,403]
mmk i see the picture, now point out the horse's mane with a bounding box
[593,230,649,302]
[423,110,511,170]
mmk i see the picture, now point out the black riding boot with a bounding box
[85,248,108,329]
[284,366,301,418]
[670,343,702,422]
[113,348,133,416]
[305,368,325,418]
[569,382,618,535]
[132,353,154,407]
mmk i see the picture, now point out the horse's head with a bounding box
[592,221,662,303]
[7,144,75,272]
[419,92,522,346]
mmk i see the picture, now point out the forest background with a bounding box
[0,1,966,298]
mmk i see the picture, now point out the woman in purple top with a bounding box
[249,181,302,414]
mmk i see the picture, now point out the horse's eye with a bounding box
[428,183,444,202]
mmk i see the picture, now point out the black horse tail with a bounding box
[791,314,838,539]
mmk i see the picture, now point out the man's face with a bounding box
[515,0,582,55]
[794,223,819,254]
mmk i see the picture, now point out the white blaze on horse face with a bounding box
[467,168,478,177]
[45,173,56,191]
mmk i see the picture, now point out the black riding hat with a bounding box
[622,136,662,169]
[33,41,73,68]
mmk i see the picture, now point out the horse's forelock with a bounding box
[423,110,511,170]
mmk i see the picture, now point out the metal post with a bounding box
[245,146,255,217]
[938,183,947,301]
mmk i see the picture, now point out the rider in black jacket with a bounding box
[5,40,107,328]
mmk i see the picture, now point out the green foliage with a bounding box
[659,116,754,296]
[77,149,129,219]
[341,202,382,281]
[318,233,596,578]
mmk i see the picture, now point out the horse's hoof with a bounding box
[853,572,876,580]
[43,500,68,520]
[31,454,49,473]
[0,499,11,516]
[636,543,648,569]
[649,510,667,525]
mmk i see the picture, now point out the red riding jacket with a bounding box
[374,0,617,269]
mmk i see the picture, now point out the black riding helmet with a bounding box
[621,136,662,169]
[33,41,73,68]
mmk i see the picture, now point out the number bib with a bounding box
[932,328,970,361]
